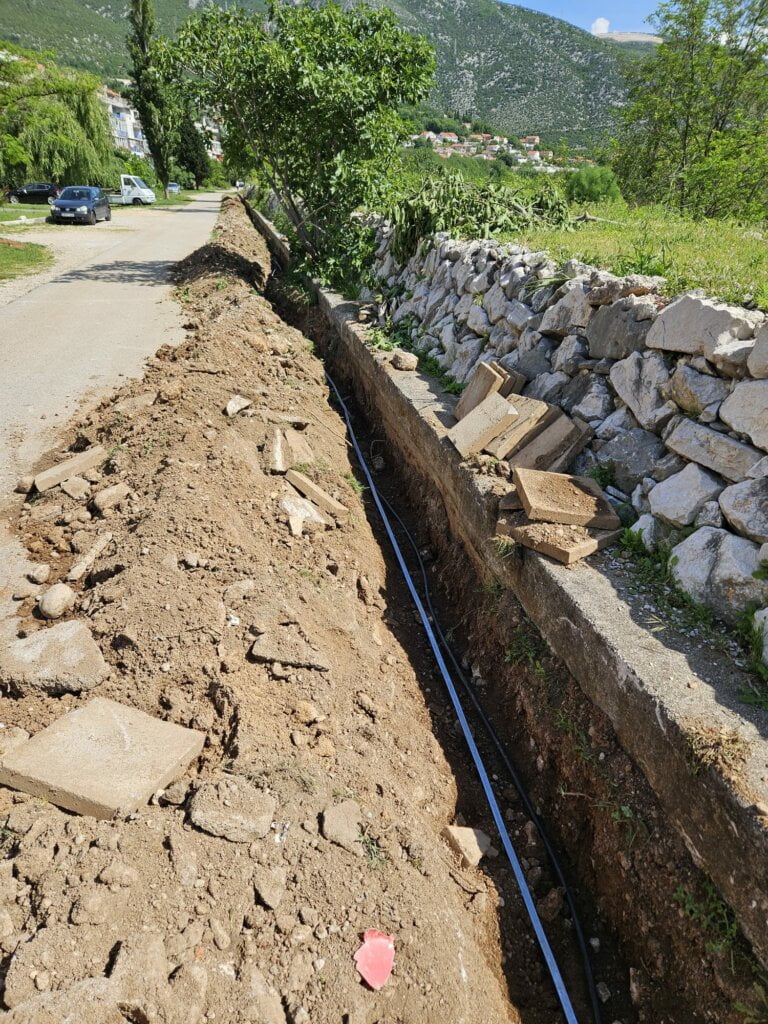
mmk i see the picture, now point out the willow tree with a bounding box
[613,0,768,220]
[0,42,115,186]
[159,1,435,255]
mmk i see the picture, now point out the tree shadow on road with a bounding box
[54,259,177,287]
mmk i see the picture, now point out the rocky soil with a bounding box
[0,197,586,1023]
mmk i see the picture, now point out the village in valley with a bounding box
[407,129,592,172]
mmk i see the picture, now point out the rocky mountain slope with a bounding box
[0,0,629,136]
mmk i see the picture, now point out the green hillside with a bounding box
[0,0,630,137]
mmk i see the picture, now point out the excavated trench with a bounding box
[267,262,763,1024]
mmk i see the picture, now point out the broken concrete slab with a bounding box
[269,429,287,474]
[67,531,113,583]
[0,620,109,696]
[283,428,315,468]
[507,520,622,565]
[513,468,620,529]
[442,825,492,868]
[250,627,330,672]
[285,470,348,518]
[279,493,330,530]
[189,778,276,842]
[507,413,583,473]
[492,363,526,397]
[454,362,503,420]
[447,393,519,458]
[0,697,204,818]
[483,397,556,460]
[665,418,763,482]
[33,446,106,493]
[91,482,130,515]
[225,394,252,417]
[60,476,90,500]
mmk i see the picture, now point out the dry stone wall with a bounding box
[369,229,768,655]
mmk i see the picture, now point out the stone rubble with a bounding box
[370,226,768,657]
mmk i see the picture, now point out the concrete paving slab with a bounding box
[508,413,583,472]
[33,446,106,493]
[454,362,503,420]
[0,620,109,695]
[0,697,205,818]
[483,396,555,459]
[447,393,518,457]
[506,519,622,564]
[285,470,348,518]
[514,468,620,529]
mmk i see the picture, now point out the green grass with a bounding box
[0,239,52,280]
[513,200,768,309]
[0,205,51,222]
[149,191,195,208]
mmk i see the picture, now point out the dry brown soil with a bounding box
[0,197,577,1024]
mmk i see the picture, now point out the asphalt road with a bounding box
[0,192,222,497]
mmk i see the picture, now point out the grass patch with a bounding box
[686,725,750,777]
[0,204,51,222]
[512,200,768,309]
[0,238,52,280]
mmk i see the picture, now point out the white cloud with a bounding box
[591,17,611,35]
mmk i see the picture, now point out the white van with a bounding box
[109,174,157,206]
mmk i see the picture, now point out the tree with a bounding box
[0,42,115,186]
[566,166,622,203]
[159,1,435,256]
[176,105,211,188]
[613,0,768,219]
[127,0,178,195]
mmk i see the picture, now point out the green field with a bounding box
[0,204,51,222]
[0,238,52,279]
[513,200,768,309]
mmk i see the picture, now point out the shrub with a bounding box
[566,166,622,204]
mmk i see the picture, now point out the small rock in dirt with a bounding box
[27,564,50,584]
[12,580,40,601]
[15,475,34,494]
[161,779,189,805]
[98,860,139,888]
[536,887,565,923]
[0,726,30,758]
[321,800,363,855]
[596,982,612,1003]
[225,394,252,417]
[442,824,492,868]
[294,701,320,725]
[61,476,90,500]
[70,891,111,925]
[242,966,287,1024]
[37,582,76,619]
[189,778,277,843]
[391,349,419,371]
[253,865,287,909]
[91,482,130,515]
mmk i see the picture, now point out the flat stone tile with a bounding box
[0,697,204,818]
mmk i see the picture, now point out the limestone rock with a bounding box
[586,272,664,305]
[450,336,485,383]
[483,281,509,324]
[466,304,492,337]
[552,335,588,375]
[720,381,768,452]
[609,352,677,431]
[92,482,130,515]
[595,429,666,493]
[37,583,76,620]
[225,394,252,417]
[586,295,655,360]
[523,371,569,403]
[27,563,50,584]
[505,299,534,333]
[646,295,761,365]
[560,375,614,422]
[539,281,593,338]
[253,865,287,909]
[594,406,637,441]
[748,324,768,378]
[648,464,724,527]
[662,365,730,417]
[391,349,418,371]
[189,779,276,843]
[665,418,763,481]
[0,620,108,696]
[754,608,768,668]
[695,501,723,528]
[748,457,768,480]
[719,478,768,543]
[629,514,658,551]
[61,476,90,500]
[442,825,492,868]
[321,799,362,855]
[670,527,768,624]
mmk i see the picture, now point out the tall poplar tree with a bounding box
[127,0,178,195]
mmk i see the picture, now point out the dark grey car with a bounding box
[51,187,112,225]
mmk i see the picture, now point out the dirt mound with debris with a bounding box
[0,197,525,1023]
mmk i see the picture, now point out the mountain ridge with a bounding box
[0,0,630,138]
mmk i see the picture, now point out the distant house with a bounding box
[98,87,149,157]
[419,130,438,142]
[521,134,541,148]
[438,131,459,143]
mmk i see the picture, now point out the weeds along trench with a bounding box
[261,225,768,1021]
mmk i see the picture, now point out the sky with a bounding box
[510,1,658,34]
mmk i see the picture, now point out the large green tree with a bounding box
[127,0,178,195]
[176,104,211,188]
[0,42,115,186]
[159,1,435,254]
[613,0,768,220]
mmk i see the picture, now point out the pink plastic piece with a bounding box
[354,929,395,990]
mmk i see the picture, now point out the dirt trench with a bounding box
[0,197,586,1024]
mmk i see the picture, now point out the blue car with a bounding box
[51,186,112,225]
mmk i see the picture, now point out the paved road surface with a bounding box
[0,193,222,496]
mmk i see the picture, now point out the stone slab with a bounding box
[447,393,518,458]
[67,532,113,583]
[665,419,763,482]
[492,363,526,397]
[508,520,623,565]
[454,362,503,420]
[0,697,205,818]
[514,468,620,529]
[507,413,581,472]
[285,470,348,517]
[33,446,106,493]
[0,620,109,696]
[483,397,555,460]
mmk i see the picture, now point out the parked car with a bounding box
[105,174,156,206]
[51,186,111,224]
[5,182,61,205]
[167,182,181,194]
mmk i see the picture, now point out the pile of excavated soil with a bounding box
[0,198,540,1023]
